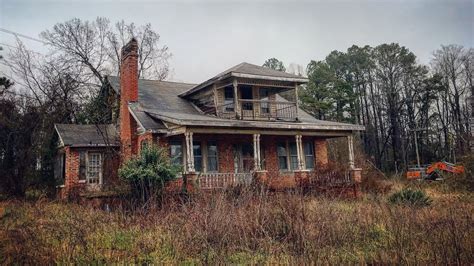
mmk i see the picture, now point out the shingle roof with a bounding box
[55,124,119,147]
[107,76,363,132]
[179,62,309,97]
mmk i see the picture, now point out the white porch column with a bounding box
[348,134,355,169]
[233,79,240,119]
[295,134,305,170]
[253,134,261,171]
[185,132,195,172]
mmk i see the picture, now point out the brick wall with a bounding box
[64,147,78,191]
[137,132,154,154]
[61,147,120,199]
[314,138,329,169]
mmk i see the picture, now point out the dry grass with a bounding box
[1,181,473,264]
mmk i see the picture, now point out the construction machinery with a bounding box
[406,161,465,180]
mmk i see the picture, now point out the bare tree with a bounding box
[40,17,171,87]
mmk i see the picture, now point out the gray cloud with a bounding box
[1,0,472,83]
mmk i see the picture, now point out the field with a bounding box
[1,178,473,264]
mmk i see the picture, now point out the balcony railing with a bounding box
[198,172,253,189]
[216,99,297,121]
[309,169,353,187]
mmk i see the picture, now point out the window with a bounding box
[277,143,288,170]
[87,153,102,184]
[289,142,298,170]
[278,141,314,171]
[79,151,87,180]
[141,140,148,150]
[193,141,202,172]
[170,141,183,167]
[260,88,270,113]
[224,87,234,111]
[207,141,218,172]
[241,86,253,111]
[304,142,315,169]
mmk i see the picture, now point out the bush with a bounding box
[118,145,180,203]
[388,188,432,207]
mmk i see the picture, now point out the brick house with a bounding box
[55,38,364,198]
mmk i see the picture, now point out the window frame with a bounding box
[278,140,315,171]
[86,152,102,185]
[304,142,315,170]
[224,87,235,112]
[193,141,203,172]
[260,88,271,114]
[277,142,289,171]
[206,140,218,173]
[169,140,184,170]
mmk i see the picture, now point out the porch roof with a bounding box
[179,62,308,97]
[54,124,119,147]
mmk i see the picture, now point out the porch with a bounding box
[165,131,361,191]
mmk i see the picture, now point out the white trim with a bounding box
[128,104,147,133]
[231,72,308,83]
[54,124,65,147]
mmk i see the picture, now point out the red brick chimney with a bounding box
[120,38,139,160]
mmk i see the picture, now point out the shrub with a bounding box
[118,145,180,203]
[388,188,432,207]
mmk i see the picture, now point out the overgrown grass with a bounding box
[1,182,473,264]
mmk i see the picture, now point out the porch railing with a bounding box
[198,172,253,189]
[216,100,297,121]
[309,170,353,187]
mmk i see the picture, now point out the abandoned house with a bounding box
[54,38,365,199]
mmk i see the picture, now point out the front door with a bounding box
[233,143,254,173]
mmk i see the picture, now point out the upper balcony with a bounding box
[178,62,308,122]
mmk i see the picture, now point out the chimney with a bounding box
[120,38,138,160]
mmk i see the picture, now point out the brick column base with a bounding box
[254,170,269,186]
[350,168,363,197]
[294,170,310,187]
[350,168,362,183]
[183,172,198,192]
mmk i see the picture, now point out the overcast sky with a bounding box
[1,0,473,83]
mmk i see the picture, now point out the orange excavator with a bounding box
[406,161,465,180]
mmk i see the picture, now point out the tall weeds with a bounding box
[1,187,473,264]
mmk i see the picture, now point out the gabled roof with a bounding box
[107,75,364,132]
[179,62,309,97]
[55,124,119,147]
